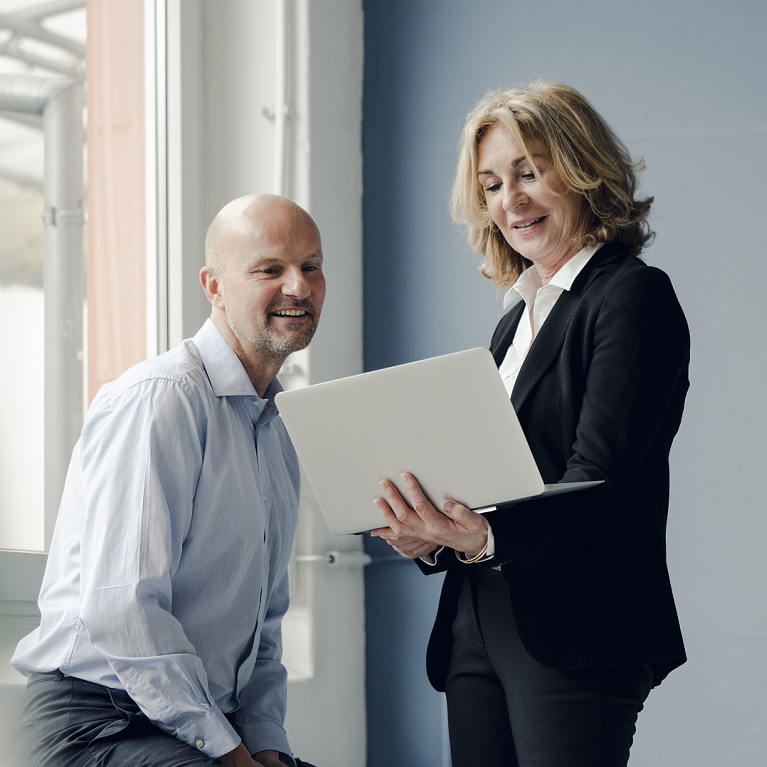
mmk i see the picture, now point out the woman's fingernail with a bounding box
[442,500,455,512]
[401,472,410,483]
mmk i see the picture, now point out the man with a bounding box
[11,195,325,767]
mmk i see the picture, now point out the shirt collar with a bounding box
[192,319,283,404]
[502,242,603,310]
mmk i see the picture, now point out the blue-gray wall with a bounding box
[363,1,767,765]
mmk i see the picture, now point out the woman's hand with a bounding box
[370,530,439,560]
[370,472,488,557]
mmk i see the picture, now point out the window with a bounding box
[0,0,86,553]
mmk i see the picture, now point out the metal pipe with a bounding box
[273,0,290,196]
[0,108,43,129]
[10,0,85,21]
[0,39,83,79]
[0,72,73,113]
[295,551,374,567]
[0,74,85,550]
[0,12,86,57]
[42,80,84,550]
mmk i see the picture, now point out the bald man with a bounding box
[12,196,325,767]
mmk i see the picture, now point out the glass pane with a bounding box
[0,0,86,551]
[0,109,45,552]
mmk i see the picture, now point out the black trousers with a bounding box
[445,568,653,767]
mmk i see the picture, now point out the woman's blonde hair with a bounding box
[451,80,654,287]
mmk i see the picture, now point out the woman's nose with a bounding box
[502,183,526,211]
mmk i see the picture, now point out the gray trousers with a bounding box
[11,671,287,767]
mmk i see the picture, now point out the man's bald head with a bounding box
[199,193,325,395]
[204,194,320,277]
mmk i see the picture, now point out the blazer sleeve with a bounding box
[483,263,690,565]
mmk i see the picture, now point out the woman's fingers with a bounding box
[389,535,437,559]
[441,499,489,555]
[441,499,479,528]
[401,472,441,522]
[373,496,399,528]
[374,474,488,555]
[374,486,426,541]
[379,479,415,523]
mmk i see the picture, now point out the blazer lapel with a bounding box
[491,300,525,367]
[509,246,618,413]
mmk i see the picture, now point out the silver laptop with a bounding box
[275,347,600,535]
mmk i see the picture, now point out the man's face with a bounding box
[218,215,326,360]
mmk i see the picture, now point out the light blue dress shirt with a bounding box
[12,320,300,762]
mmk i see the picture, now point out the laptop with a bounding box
[275,347,600,535]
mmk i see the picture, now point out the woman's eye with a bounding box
[521,171,536,181]
[485,182,501,193]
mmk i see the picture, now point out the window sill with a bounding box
[0,550,46,611]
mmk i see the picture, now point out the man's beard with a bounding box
[253,317,319,357]
[229,302,319,360]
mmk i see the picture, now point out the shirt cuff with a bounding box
[240,718,294,766]
[420,546,445,566]
[486,523,495,558]
[420,524,495,565]
[175,706,241,759]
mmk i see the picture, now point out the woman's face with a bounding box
[477,124,583,275]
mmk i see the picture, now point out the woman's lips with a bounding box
[511,215,546,232]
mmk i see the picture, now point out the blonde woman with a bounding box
[372,81,690,767]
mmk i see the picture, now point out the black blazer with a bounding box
[421,241,690,691]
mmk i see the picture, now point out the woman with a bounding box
[371,81,690,767]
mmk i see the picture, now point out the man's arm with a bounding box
[220,744,290,767]
[76,376,241,759]
[233,552,295,764]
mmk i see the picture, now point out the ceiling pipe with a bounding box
[0,107,43,129]
[0,37,83,79]
[0,11,85,57]
[11,0,85,21]
[0,73,84,550]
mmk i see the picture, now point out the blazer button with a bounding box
[195,739,204,748]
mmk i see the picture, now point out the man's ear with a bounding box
[200,266,225,310]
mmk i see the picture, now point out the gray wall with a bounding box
[362,1,767,765]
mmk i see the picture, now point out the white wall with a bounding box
[194,2,367,764]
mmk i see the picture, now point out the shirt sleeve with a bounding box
[234,555,295,764]
[75,376,241,759]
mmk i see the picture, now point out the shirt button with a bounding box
[195,739,204,748]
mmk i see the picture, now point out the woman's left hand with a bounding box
[370,472,489,557]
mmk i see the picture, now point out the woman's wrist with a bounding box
[455,523,493,564]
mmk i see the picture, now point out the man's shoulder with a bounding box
[90,339,211,415]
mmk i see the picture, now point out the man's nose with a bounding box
[282,268,311,298]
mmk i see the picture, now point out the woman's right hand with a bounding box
[370,472,489,558]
